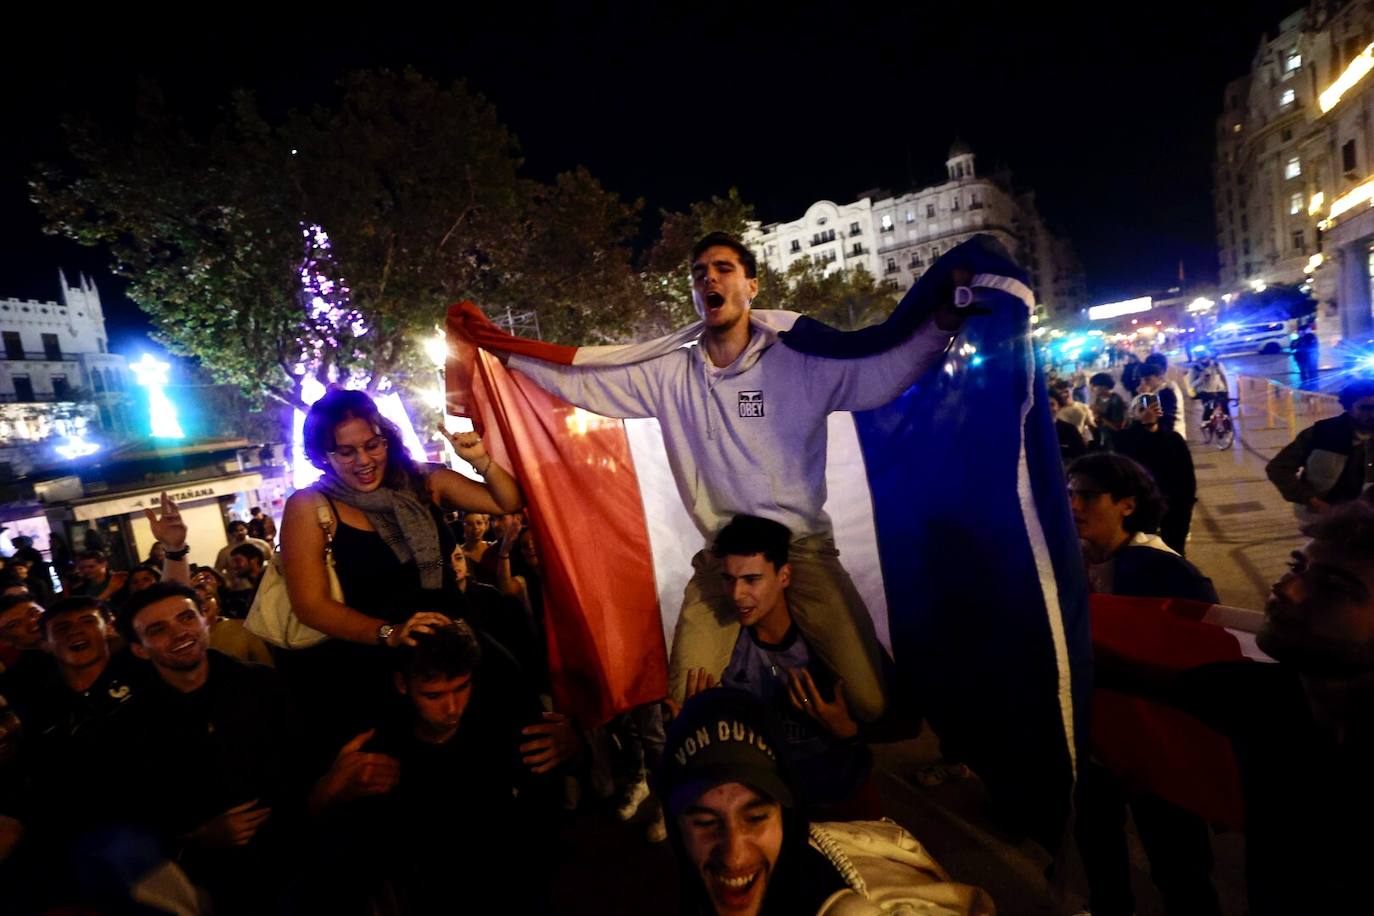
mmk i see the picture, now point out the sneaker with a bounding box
[615,778,651,821]
[645,809,668,843]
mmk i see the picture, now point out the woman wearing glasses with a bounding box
[278,387,522,746]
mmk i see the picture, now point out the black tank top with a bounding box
[322,493,463,623]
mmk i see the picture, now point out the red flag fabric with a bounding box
[445,303,668,725]
[1089,594,1247,828]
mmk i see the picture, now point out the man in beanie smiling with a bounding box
[660,688,994,915]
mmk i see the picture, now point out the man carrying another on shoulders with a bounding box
[504,232,976,721]
[680,515,875,816]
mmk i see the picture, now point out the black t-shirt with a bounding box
[1169,662,1372,915]
[1117,425,1196,509]
[116,651,308,903]
[331,638,558,912]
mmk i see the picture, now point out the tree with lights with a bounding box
[31,71,645,416]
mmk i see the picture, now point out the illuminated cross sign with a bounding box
[129,354,185,439]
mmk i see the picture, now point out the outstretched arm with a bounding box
[812,268,978,412]
[507,354,664,419]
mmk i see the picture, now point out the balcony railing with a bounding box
[850,246,869,256]
[1,350,72,362]
[884,265,900,275]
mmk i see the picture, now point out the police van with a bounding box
[1206,320,1295,356]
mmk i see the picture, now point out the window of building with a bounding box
[2,331,22,360]
[52,375,70,399]
[1243,238,1251,254]
[790,239,801,253]
[969,191,982,210]
[1285,156,1301,179]
[1293,229,1306,250]
[926,203,936,217]
[905,209,915,222]
[99,405,113,430]
[12,376,34,402]
[880,214,894,232]
[885,258,898,274]
[950,195,961,211]
[1291,192,1304,215]
[1280,88,1296,107]
[851,244,866,256]
[92,370,106,393]
[1285,50,1301,72]
[41,333,61,361]
[1281,127,1293,142]
[849,222,861,236]
[1344,138,1358,174]
[1232,122,1242,133]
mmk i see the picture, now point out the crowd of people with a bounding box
[0,232,1370,914]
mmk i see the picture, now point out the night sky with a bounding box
[0,2,1301,347]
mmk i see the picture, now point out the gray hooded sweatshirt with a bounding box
[509,314,952,542]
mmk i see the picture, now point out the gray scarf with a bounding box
[315,465,444,589]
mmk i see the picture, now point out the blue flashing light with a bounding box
[970,355,984,367]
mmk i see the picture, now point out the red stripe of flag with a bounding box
[1090,594,1246,828]
[447,304,668,724]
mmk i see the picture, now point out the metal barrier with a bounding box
[1234,374,1342,430]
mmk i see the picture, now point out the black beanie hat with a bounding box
[660,687,795,816]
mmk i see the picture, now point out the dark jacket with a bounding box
[1116,425,1197,514]
[1265,412,1371,505]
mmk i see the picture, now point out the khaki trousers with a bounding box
[666,535,889,722]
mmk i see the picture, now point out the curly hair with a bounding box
[302,387,426,493]
[1066,452,1168,534]
[1301,500,1374,565]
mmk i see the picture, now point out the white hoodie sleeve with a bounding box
[507,354,662,419]
[807,321,954,412]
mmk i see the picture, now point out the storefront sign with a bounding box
[71,473,264,521]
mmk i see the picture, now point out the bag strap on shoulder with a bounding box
[311,490,338,547]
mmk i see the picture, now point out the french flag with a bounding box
[446,235,1092,845]
[1090,595,1273,829]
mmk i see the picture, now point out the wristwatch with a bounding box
[376,623,396,646]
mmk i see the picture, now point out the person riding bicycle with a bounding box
[1188,352,1229,424]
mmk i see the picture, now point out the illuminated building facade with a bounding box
[0,272,133,477]
[745,142,1085,321]
[1215,2,1374,352]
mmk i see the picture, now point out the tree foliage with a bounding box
[31,70,646,410]
[32,70,900,417]
[774,260,898,330]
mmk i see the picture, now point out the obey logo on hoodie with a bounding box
[738,390,764,417]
